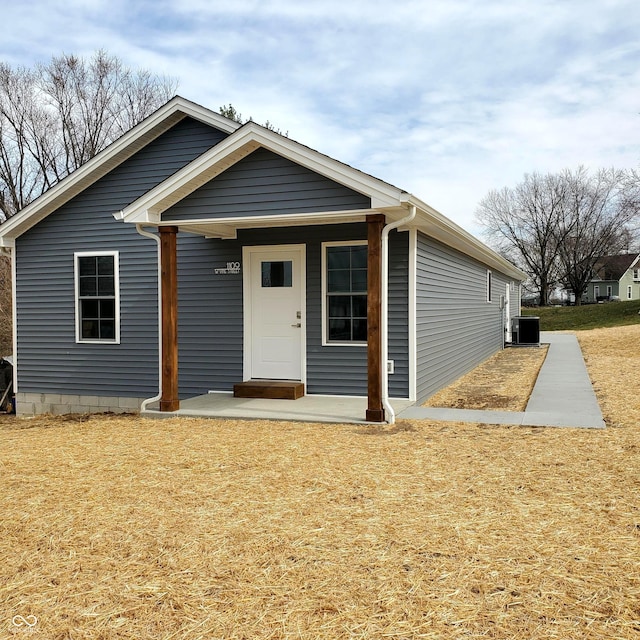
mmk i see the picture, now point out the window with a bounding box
[323,242,367,344]
[75,252,120,343]
[486,270,492,302]
[261,261,292,287]
[606,285,612,298]
[628,286,633,300]
[634,269,640,281]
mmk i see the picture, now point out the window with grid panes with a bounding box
[325,244,367,343]
[76,253,118,341]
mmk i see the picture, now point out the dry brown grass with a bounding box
[423,346,548,411]
[577,324,640,429]
[1,326,639,639]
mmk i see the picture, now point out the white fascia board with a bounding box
[119,122,406,222]
[161,210,372,227]
[171,96,241,134]
[162,210,375,238]
[0,96,241,242]
[123,209,160,224]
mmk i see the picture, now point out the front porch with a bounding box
[142,393,415,424]
[152,214,394,422]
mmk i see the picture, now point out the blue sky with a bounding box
[2,0,639,235]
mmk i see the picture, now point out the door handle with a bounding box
[291,323,301,328]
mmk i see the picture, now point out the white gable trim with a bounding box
[0,96,241,246]
[116,121,406,225]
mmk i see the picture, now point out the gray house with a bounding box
[583,254,640,302]
[0,97,525,422]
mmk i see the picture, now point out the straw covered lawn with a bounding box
[423,345,548,411]
[1,326,639,639]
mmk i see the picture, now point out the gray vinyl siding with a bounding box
[163,147,371,220]
[176,224,409,399]
[415,232,508,403]
[14,117,228,397]
[387,231,410,398]
[177,233,244,395]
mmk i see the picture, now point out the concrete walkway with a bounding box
[398,332,606,428]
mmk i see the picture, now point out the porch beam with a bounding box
[366,214,385,422]
[160,225,179,412]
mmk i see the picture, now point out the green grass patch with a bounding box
[522,299,640,331]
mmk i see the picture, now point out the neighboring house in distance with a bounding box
[584,254,640,303]
[0,96,526,422]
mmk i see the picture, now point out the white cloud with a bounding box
[1,0,639,234]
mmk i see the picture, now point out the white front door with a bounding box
[244,245,305,381]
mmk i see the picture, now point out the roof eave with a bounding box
[404,195,528,281]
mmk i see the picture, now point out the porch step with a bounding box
[233,380,305,400]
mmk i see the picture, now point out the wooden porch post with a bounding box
[366,214,385,422]
[159,225,179,412]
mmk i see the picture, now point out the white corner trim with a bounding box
[408,229,417,402]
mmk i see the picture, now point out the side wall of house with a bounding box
[14,118,228,415]
[619,269,640,300]
[415,231,515,403]
[176,224,410,399]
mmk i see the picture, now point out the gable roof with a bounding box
[592,254,640,281]
[0,96,527,281]
[0,96,241,247]
[115,119,407,227]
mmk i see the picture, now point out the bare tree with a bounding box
[556,167,638,304]
[0,50,177,221]
[476,167,640,305]
[475,172,569,305]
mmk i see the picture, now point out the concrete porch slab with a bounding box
[143,393,415,424]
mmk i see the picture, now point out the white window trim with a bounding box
[486,270,492,303]
[74,251,121,344]
[628,285,633,300]
[321,240,368,347]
